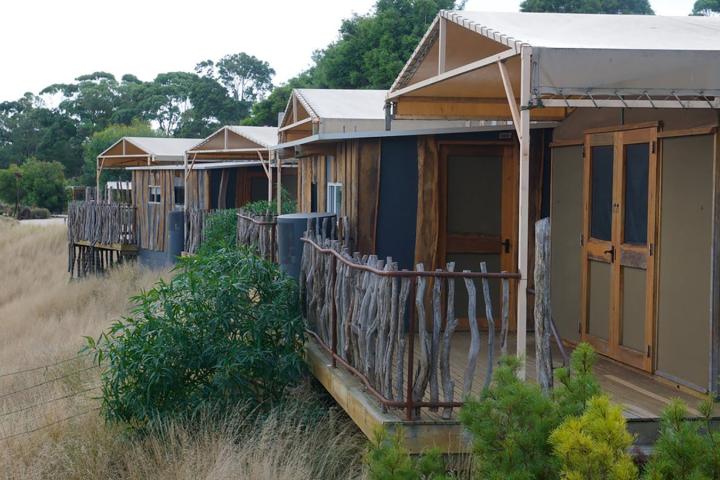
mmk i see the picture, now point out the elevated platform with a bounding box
[306,334,718,454]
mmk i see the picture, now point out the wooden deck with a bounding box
[306,332,717,453]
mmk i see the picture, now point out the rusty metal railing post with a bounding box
[405,276,417,421]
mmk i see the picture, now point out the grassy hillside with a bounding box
[0,222,364,479]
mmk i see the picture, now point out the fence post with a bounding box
[405,277,417,421]
[534,218,553,394]
[330,253,337,368]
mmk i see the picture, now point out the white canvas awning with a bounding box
[388,11,720,115]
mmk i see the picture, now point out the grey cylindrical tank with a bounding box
[277,212,336,280]
[166,210,185,262]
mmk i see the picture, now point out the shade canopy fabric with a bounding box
[97,137,201,168]
[186,125,279,161]
[388,11,720,118]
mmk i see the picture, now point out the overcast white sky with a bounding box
[0,0,698,102]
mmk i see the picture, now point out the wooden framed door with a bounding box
[581,127,658,371]
[439,143,517,328]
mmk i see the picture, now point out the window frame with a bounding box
[326,182,343,215]
[148,185,162,204]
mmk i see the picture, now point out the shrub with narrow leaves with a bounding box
[554,342,602,418]
[550,395,638,480]
[643,398,719,480]
[460,356,560,480]
[365,427,451,480]
[87,245,304,430]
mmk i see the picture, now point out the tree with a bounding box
[0,159,66,212]
[692,0,720,15]
[520,0,654,14]
[245,0,458,126]
[195,53,275,103]
[81,120,157,186]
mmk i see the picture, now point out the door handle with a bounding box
[604,246,615,263]
[502,238,511,253]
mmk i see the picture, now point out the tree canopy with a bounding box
[692,0,720,15]
[519,0,654,14]
[245,0,460,126]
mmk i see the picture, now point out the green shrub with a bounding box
[365,427,451,480]
[554,342,602,418]
[550,395,638,480]
[241,187,297,216]
[643,398,719,480]
[201,208,237,251]
[88,245,304,430]
[30,207,50,219]
[460,356,560,480]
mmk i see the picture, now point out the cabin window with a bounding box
[173,176,185,208]
[590,145,613,241]
[327,182,343,215]
[148,185,161,204]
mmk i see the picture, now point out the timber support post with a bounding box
[534,218,553,394]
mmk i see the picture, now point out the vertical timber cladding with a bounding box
[657,135,713,390]
[185,170,209,211]
[132,169,176,252]
[550,145,583,343]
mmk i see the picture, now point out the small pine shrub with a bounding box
[88,245,304,430]
[554,342,602,418]
[643,398,718,480]
[365,427,451,480]
[550,395,638,480]
[460,356,560,480]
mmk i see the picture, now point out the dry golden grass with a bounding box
[0,222,366,480]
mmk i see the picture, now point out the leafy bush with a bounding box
[201,208,237,251]
[643,398,719,479]
[365,427,450,480]
[241,187,297,216]
[554,342,602,418]
[550,395,638,480]
[30,207,50,219]
[88,245,304,430]
[460,356,560,480]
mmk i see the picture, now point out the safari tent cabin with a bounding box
[186,125,297,212]
[298,11,720,452]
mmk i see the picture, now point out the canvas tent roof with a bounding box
[98,137,200,168]
[187,125,279,161]
[388,11,720,120]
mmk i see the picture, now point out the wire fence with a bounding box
[0,355,103,443]
[0,364,99,401]
[0,408,101,442]
[0,352,92,380]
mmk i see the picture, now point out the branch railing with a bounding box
[300,222,520,421]
[67,201,135,246]
[185,208,211,254]
[236,210,277,262]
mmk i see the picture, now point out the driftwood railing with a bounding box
[236,210,277,262]
[300,223,520,421]
[66,201,136,278]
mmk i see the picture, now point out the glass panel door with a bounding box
[581,127,657,372]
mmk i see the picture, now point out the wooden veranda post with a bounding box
[534,218,553,394]
[516,45,532,379]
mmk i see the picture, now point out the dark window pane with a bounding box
[624,144,649,244]
[590,145,613,241]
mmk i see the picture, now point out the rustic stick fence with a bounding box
[185,208,211,254]
[300,219,520,420]
[236,210,277,262]
[67,201,136,278]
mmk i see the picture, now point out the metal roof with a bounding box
[127,160,266,171]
